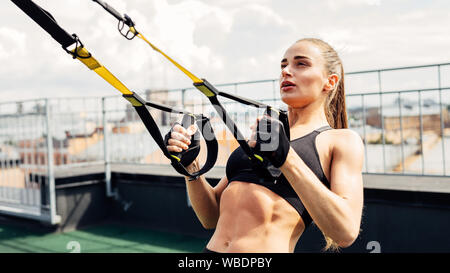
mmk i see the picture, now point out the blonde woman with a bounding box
[167,38,364,253]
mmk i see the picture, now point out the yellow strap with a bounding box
[136,33,203,84]
[72,47,134,96]
[194,83,216,98]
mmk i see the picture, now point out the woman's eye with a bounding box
[297,62,305,66]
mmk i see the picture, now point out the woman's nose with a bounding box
[281,65,292,77]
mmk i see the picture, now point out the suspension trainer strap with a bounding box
[92,0,290,181]
[10,0,218,179]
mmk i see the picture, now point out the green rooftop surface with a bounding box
[0,222,208,253]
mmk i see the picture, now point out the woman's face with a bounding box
[279,41,330,108]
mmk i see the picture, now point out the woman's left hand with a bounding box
[248,114,291,168]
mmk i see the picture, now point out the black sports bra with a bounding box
[225,125,333,227]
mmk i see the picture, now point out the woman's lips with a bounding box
[281,80,296,92]
[281,86,295,92]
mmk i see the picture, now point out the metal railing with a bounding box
[0,62,449,223]
[0,99,60,224]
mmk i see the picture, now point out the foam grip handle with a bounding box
[263,107,290,141]
[278,110,290,141]
[164,114,201,167]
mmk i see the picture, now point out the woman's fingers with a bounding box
[166,123,199,153]
[170,130,191,146]
[186,124,197,135]
[168,138,190,150]
[167,145,183,153]
[172,124,188,137]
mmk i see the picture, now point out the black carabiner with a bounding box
[63,34,92,59]
[117,17,138,40]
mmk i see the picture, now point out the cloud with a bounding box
[327,0,381,10]
[192,3,294,83]
[1,0,450,104]
[0,27,26,60]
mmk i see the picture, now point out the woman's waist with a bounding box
[210,193,305,252]
[215,210,303,239]
[220,181,303,225]
[207,233,293,253]
[208,220,301,253]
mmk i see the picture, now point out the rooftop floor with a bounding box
[0,221,207,253]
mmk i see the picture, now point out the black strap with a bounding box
[11,0,76,49]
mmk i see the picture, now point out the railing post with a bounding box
[44,98,60,225]
[362,94,369,172]
[181,89,186,106]
[418,90,425,175]
[398,92,405,174]
[102,97,115,198]
[378,70,387,173]
[437,65,446,175]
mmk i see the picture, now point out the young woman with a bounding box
[166,38,364,253]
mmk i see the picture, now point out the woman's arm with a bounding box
[184,159,229,229]
[167,123,228,230]
[280,129,364,247]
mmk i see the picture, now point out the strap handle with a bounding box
[164,114,200,167]
[124,93,218,179]
[264,106,290,141]
[92,0,138,40]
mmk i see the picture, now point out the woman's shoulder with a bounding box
[328,128,362,140]
[326,128,365,157]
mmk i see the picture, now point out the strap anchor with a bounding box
[63,34,92,59]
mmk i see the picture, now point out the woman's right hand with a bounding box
[166,123,199,170]
[166,123,195,152]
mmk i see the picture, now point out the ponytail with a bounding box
[325,63,348,129]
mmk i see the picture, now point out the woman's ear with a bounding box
[324,74,339,92]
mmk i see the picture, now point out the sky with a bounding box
[1,0,450,103]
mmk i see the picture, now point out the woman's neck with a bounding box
[288,102,329,129]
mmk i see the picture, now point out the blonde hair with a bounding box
[296,38,348,130]
[296,38,348,252]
